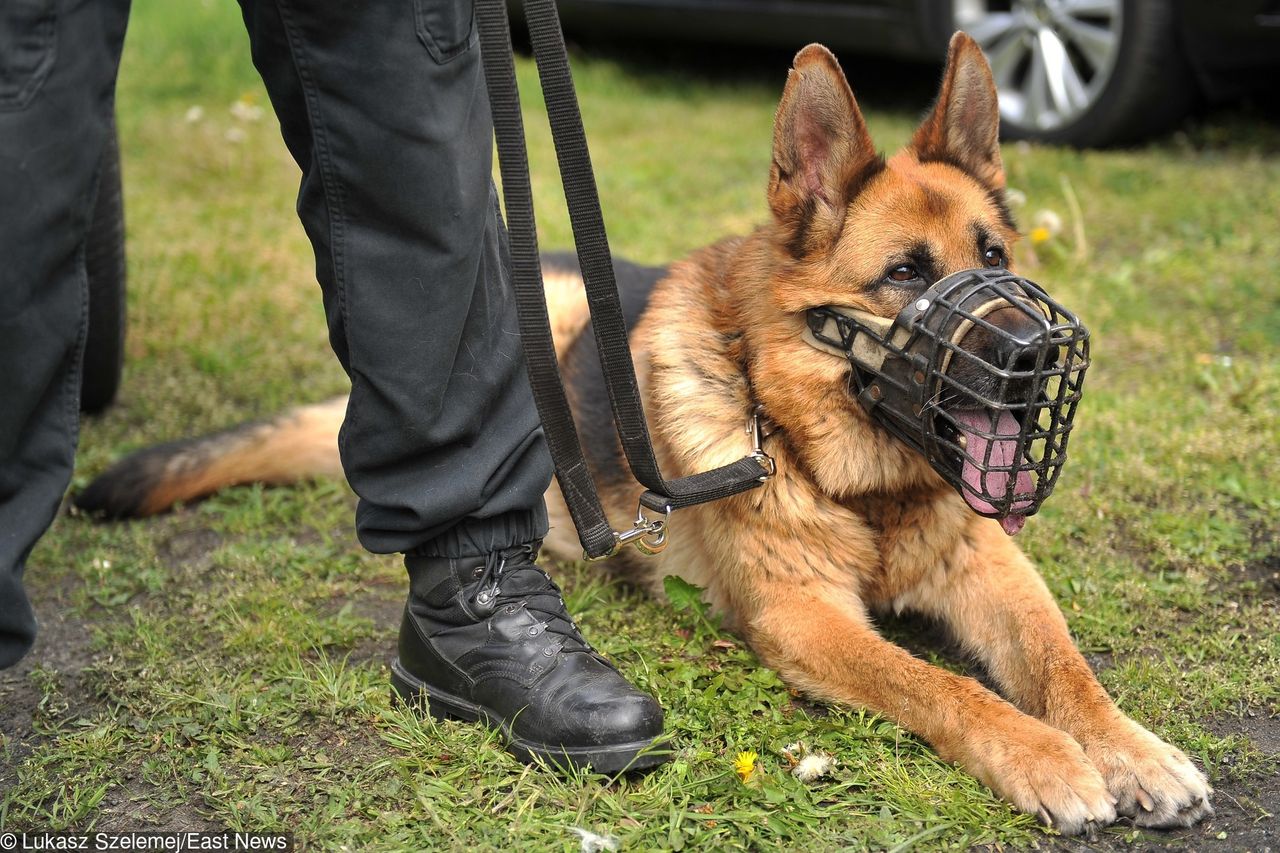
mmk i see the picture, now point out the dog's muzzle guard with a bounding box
[804,268,1090,533]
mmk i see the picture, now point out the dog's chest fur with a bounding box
[549,233,983,619]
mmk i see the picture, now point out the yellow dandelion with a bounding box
[1029,226,1052,245]
[733,750,758,782]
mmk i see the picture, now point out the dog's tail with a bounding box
[75,396,348,518]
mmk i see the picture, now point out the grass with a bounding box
[2,0,1278,849]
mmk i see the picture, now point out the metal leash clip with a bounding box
[586,407,775,561]
[587,501,670,561]
[747,404,776,480]
[617,501,670,556]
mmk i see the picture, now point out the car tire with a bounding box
[953,0,1197,147]
[81,114,127,414]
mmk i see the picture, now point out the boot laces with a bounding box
[474,548,590,653]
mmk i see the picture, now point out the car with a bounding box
[526,0,1280,147]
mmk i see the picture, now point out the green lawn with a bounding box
[2,1,1278,850]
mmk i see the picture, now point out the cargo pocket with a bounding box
[414,0,477,64]
[0,0,58,111]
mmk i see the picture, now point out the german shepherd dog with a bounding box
[79,35,1212,834]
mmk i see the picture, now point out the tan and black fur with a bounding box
[78,35,1212,834]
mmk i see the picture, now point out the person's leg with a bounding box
[0,0,132,669]
[236,0,548,557]
[236,0,667,771]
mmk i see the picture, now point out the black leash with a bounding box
[474,0,772,560]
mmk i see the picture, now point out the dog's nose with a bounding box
[997,337,1044,374]
[985,305,1056,373]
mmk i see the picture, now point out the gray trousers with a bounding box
[0,0,553,669]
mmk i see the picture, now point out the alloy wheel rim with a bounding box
[954,0,1124,132]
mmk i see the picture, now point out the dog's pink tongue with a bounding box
[952,410,1035,535]
[998,514,1026,536]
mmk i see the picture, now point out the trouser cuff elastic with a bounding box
[407,505,549,558]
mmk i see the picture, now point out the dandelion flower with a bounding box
[733,750,758,782]
[569,828,619,853]
[230,94,264,123]
[791,752,836,783]
[1031,208,1063,244]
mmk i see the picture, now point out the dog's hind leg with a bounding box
[740,574,1118,835]
[896,520,1213,829]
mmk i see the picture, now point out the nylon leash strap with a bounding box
[474,0,772,560]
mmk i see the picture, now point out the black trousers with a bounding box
[236,0,552,557]
[0,0,132,669]
[0,0,553,669]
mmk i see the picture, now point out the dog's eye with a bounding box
[983,247,1006,268]
[887,264,919,283]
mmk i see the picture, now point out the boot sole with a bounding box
[389,657,673,775]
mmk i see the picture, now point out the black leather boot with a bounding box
[391,542,670,773]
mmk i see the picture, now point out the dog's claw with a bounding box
[1136,788,1156,812]
[1037,808,1054,828]
[1179,797,1211,818]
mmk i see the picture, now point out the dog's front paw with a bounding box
[1085,716,1213,828]
[974,721,1118,836]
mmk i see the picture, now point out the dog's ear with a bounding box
[768,44,882,253]
[911,32,1005,190]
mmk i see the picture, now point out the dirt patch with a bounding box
[1,554,403,783]
[0,581,227,831]
[93,781,221,832]
[0,596,98,789]
[1211,514,1280,604]
[156,526,225,575]
[322,582,403,665]
[1224,553,1280,602]
[338,583,403,626]
[1208,710,1280,761]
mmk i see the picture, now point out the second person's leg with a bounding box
[0,0,132,669]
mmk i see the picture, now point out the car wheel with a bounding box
[953,0,1196,146]
[81,114,127,414]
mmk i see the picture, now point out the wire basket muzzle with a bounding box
[804,268,1090,519]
